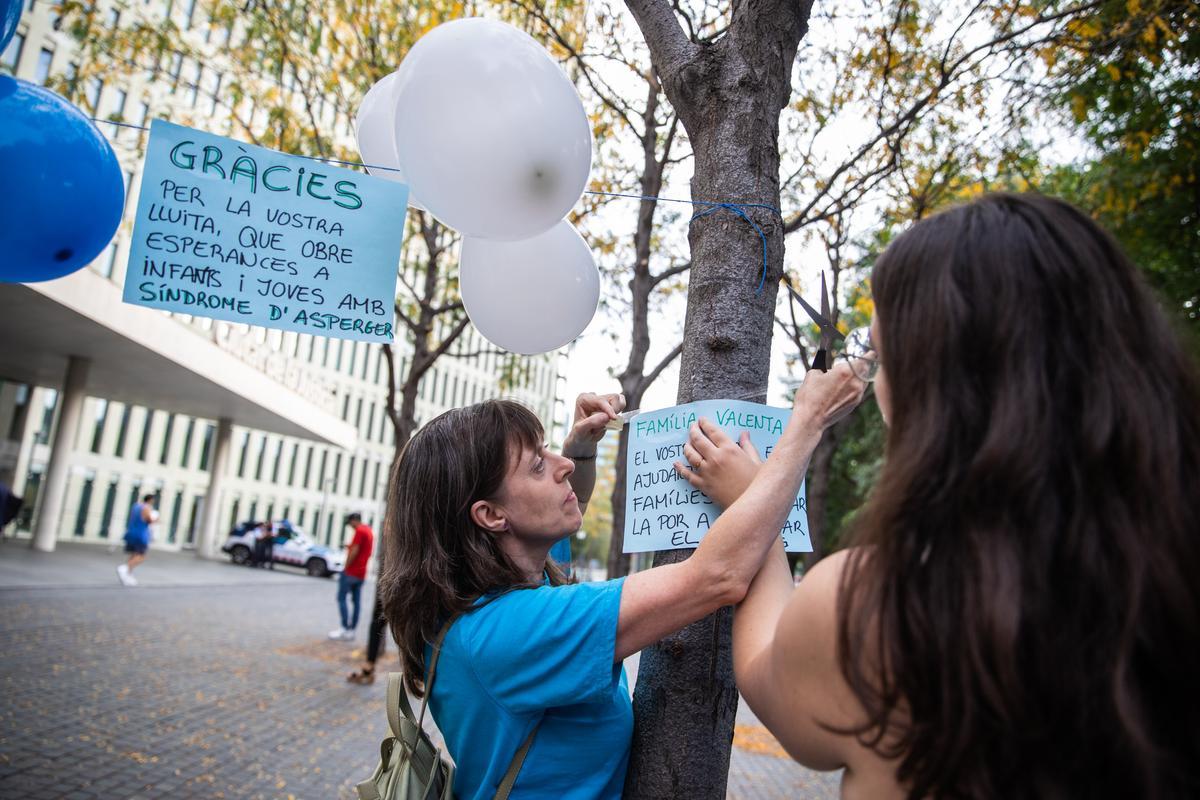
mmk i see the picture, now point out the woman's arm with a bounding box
[561,392,624,515]
[614,364,865,661]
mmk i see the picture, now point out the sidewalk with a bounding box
[0,539,840,798]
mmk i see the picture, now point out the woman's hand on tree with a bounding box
[673,418,763,509]
[563,392,624,459]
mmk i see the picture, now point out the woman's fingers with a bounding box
[738,431,763,465]
[673,461,700,487]
[682,441,704,467]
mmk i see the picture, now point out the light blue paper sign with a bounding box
[122,120,407,342]
[623,399,810,553]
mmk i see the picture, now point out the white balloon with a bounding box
[460,222,599,355]
[355,72,424,209]
[392,18,592,240]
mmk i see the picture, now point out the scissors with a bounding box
[784,272,842,372]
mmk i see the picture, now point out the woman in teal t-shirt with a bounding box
[379,376,864,799]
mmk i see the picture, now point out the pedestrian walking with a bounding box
[329,513,373,641]
[117,493,158,587]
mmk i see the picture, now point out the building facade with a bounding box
[0,0,563,551]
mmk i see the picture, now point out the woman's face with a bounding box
[872,316,892,426]
[493,443,582,542]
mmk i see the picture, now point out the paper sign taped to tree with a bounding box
[623,399,810,553]
[122,120,407,342]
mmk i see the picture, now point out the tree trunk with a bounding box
[621,2,812,795]
[801,413,846,570]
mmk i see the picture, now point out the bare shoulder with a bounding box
[766,549,863,769]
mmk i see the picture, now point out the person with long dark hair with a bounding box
[378,378,864,799]
[680,193,1200,798]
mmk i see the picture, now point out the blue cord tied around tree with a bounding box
[688,201,780,295]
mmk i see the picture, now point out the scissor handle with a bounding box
[813,349,829,372]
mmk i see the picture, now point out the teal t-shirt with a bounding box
[427,577,631,799]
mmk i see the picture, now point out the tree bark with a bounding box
[621,1,812,796]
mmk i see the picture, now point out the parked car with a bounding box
[221,520,344,577]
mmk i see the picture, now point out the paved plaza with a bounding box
[0,539,840,799]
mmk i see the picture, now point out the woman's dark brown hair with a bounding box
[840,193,1200,798]
[379,400,567,696]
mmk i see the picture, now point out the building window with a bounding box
[372,460,382,500]
[169,51,183,92]
[96,242,118,278]
[336,340,345,371]
[271,439,283,483]
[35,389,57,445]
[287,442,299,486]
[1,32,24,73]
[237,431,251,477]
[74,475,95,536]
[98,477,119,538]
[137,409,154,460]
[159,413,176,465]
[199,423,214,470]
[303,446,314,488]
[168,490,183,543]
[112,88,128,122]
[186,495,201,545]
[179,418,195,468]
[188,61,202,107]
[254,436,268,481]
[347,341,357,375]
[90,399,108,453]
[341,393,350,421]
[317,450,327,490]
[248,499,258,521]
[366,401,375,441]
[209,72,222,116]
[355,397,363,430]
[325,511,335,545]
[183,0,197,29]
[332,453,342,491]
[7,383,30,440]
[359,457,369,498]
[86,78,103,114]
[229,498,241,530]
[374,346,383,383]
[346,456,356,496]
[34,47,53,85]
[265,501,274,522]
[107,8,120,27]
[296,506,306,528]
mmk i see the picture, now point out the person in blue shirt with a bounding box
[117,493,157,587]
[379,373,864,799]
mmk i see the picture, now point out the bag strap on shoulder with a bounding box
[494,723,537,800]
[392,608,541,799]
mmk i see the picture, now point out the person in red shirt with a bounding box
[329,513,374,641]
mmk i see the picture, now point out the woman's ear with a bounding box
[470,499,508,534]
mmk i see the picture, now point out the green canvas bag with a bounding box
[356,617,537,800]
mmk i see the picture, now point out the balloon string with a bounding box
[91,117,781,293]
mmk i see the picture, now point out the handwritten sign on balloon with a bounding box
[123,120,407,342]
[623,399,810,553]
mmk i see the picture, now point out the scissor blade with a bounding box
[786,283,830,329]
[819,272,830,321]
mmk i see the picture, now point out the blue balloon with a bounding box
[0,76,125,283]
[0,0,19,54]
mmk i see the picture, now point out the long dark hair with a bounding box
[839,193,1200,798]
[380,400,567,696]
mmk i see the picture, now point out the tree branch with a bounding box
[636,341,683,397]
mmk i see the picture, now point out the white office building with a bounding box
[0,0,563,554]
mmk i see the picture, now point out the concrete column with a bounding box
[31,357,90,552]
[195,417,233,559]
